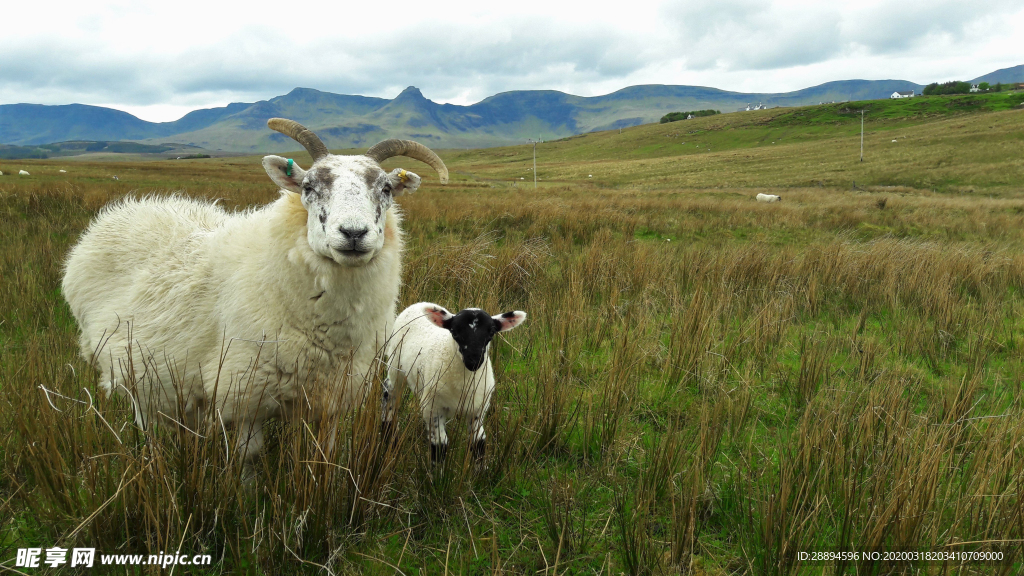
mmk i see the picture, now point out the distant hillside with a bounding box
[972,65,1024,85]
[0,140,205,160]
[137,81,928,152]
[4,67,1017,151]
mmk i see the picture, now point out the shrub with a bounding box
[660,109,721,123]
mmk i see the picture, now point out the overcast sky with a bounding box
[2,0,1021,122]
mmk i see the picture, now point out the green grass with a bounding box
[2,98,1024,574]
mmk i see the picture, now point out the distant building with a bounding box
[890,91,915,99]
[970,84,980,93]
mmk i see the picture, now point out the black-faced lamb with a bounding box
[384,303,526,463]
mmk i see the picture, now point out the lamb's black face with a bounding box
[444,309,501,372]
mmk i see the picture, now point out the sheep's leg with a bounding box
[235,420,265,481]
[322,419,340,461]
[468,414,486,462]
[427,415,448,463]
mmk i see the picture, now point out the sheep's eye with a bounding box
[382,183,393,195]
[303,184,314,194]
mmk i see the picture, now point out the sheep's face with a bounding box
[263,155,421,266]
[425,305,527,372]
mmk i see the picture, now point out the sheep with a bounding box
[61,118,449,467]
[756,193,781,203]
[59,169,67,173]
[384,303,526,464]
[19,170,30,176]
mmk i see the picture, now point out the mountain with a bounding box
[0,101,252,147]
[125,80,925,152]
[971,65,1024,85]
[2,67,1015,152]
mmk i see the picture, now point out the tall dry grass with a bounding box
[2,165,1023,574]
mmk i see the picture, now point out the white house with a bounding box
[969,84,980,93]
[890,91,915,99]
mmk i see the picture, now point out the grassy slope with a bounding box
[439,91,1024,193]
[2,93,1024,575]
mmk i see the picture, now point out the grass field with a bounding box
[2,94,1024,575]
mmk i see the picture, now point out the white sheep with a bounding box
[756,193,781,203]
[19,170,30,176]
[59,169,67,173]
[384,303,526,463]
[62,118,449,465]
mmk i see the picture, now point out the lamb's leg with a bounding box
[427,415,448,463]
[381,369,407,441]
[468,414,486,463]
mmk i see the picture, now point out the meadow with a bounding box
[2,94,1024,575]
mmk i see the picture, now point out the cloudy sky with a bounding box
[2,0,1021,122]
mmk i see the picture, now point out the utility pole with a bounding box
[860,110,864,162]
[528,138,538,189]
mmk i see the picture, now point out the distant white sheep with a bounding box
[59,169,67,173]
[756,193,781,203]
[19,170,30,176]
[384,303,526,463]
[62,118,449,466]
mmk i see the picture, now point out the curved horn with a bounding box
[267,118,329,162]
[365,139,449,184]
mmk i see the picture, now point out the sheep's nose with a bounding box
[338,226,369,241]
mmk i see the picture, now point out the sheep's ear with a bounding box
[492,311,526,332]
[424,304,455,329]
[262,155,306,193]
[387,168,421,197]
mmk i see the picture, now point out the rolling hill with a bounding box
[2,67,1015,153]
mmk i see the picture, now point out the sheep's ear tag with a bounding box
[398,169,409,183]
[286,159,294,177]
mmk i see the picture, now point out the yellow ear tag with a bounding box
[398,169,409,183]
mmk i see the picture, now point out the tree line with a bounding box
[922,81,1010,95]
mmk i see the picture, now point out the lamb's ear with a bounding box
[424,304,455,330]
[387,168,421,197]
[262,155,306,193]
[492,311,526,332]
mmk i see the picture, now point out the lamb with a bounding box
[384,303,526,463]
[756,193,781,203]
[61,118,449,465]
[19,170,30,176]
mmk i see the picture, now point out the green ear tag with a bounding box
[286,158,294,177]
